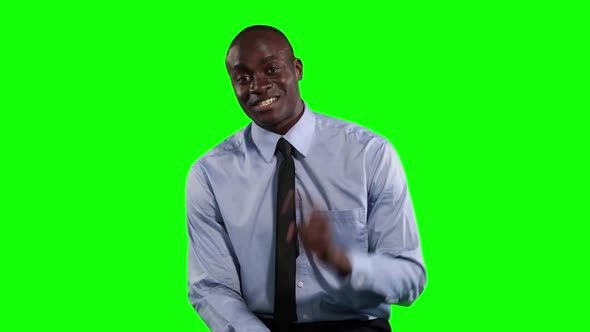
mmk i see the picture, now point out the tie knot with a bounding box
[276,138,293,157]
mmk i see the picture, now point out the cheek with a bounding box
[234,86,249,102]
[278,77,296,92]
[286,79,300,96]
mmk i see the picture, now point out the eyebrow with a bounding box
[232,64,248,71]
[231,55,280,71]
[260,55,277,64]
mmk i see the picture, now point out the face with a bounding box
[226,32,303,135]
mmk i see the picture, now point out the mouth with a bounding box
[251,97,279,112]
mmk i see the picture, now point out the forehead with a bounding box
[226,33,291,69]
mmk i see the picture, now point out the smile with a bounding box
[256,97,278,107]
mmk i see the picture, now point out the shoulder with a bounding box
[313,112,390,149]
[189,124,251,175]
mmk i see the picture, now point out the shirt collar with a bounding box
[251,102,316,162]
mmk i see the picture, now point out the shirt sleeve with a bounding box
[336,140,426,309]
[186,163,270,332]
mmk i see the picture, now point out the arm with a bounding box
[187,164,270,332]
[300,140,426,309]
[345,140,426,307]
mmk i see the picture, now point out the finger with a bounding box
[280,189,295,216]
[286,221,296,243]
[310,209,319,222]
[311,209,328,224]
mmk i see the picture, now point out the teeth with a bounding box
[258,97,277,107]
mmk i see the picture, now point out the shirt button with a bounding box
[297,281,304,288]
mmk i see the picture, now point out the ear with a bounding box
[294,58,303,81]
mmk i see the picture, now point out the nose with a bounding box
[249,74,272,95]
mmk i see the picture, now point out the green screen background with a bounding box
[2,1,588,331]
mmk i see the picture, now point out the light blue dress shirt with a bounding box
[187,104,426,332]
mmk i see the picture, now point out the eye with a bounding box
[236,75,251,83]
[267,66,281,74]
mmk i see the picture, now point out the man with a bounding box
[187,25,426,332]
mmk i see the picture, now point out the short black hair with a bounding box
[227,25,295,60]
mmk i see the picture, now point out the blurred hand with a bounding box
[287,210,352,276]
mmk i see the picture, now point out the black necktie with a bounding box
[274,138,297,325]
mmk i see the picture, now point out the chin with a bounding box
[254,108,284,122]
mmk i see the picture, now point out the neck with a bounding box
[270,100,305,135]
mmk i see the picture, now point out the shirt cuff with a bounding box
[347,250,373,291]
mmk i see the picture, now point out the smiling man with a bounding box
[227,27,304,135]
[187,25,426,332]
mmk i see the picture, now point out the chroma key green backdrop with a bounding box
[1,1,588,331]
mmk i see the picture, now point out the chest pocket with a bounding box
[318,208,368,252]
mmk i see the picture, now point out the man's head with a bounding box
[226,26,304,135]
